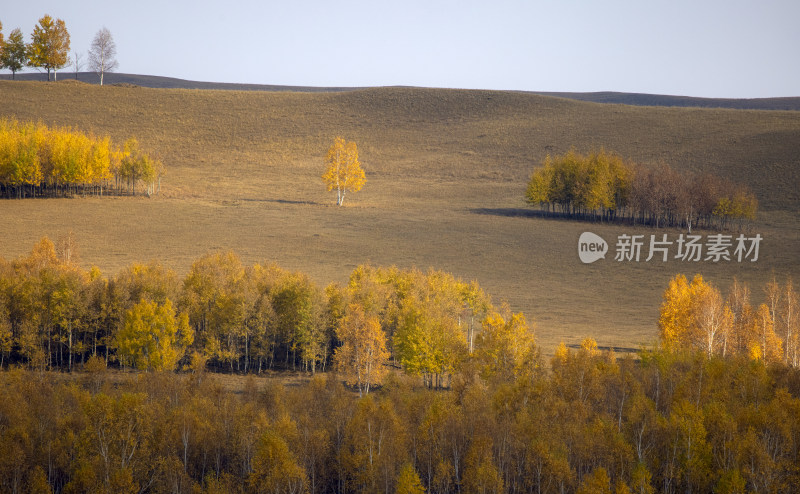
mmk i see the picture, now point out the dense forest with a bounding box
[525,150,758,230]
[1,340,799,493]
[0,119,162,198]
[1,239,799,493]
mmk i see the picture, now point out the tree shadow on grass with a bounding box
[470,207,546,218]
[469,207,640,227]
[470,208,596,222]
[241,198,324,206]
[566,343,640,354]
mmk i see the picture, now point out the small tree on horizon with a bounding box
[71,50,83,80]
[322,136,365,206]
[28,14,70,81]
[1,28,28,79]
[88,27,118,86]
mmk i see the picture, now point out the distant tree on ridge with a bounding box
[0,28,28,79]
[88,27,118,86]
[28,14,70,81]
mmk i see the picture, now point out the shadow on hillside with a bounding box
[471,208,630,223]
[566,344,640,354]
[241,198,323,206]
[470,207,543,218]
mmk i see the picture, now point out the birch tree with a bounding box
[781,279,799,366]
[333,303,388,396]
[322,137,365,206]
[88,27,118,86]
[71,50,83,80]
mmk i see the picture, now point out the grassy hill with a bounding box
[0,79,798,353]
[6,71,800,110]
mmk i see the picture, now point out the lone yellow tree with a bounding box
[322,136,365,206]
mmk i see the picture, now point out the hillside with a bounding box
[0,80,798,352]
[5,72,800,110]
[535,91,800,111]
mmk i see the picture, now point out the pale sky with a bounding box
[2,0,798,98]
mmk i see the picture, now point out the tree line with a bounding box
[1,15,119,83]
[0,119,163,198]
[659,273,799,366]
[1,338,799,493]
[526,150,758,230]
[0,238,528,391]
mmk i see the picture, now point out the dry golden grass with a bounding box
[1,81,798,355]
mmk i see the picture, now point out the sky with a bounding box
[2,0,798,98]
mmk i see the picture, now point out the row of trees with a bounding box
[0,238,534,392]
[525,150,758,230]
[1,340,799,493]
[5,238,799,386]
[659,274,799,365]
[0,16,119,83]
[0,119,163,197]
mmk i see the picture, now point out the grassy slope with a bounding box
[7,72,800,110]
[1,80,798,354]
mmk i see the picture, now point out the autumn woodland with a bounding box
[0,28,800,492]
[0,236,799,493]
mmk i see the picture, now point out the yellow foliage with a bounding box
[577,466,612,494]
[395,462,426,494]
[661,274,789,364]
[659,274,725,352]
[115,299,193,371]
[0,118,158,196]
[334,303,389,396]
[752,304,783,363]
[581,337,599,355]
[322,136,366,206]
[554,341,569,364]
[475,304,536,381]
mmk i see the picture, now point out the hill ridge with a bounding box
[2,72,798,111]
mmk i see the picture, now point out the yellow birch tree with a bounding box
[322,137,365,206]
[334,303,389,396]
[658,274,695,349]
[750,304,783,363]
[781,279,799,366]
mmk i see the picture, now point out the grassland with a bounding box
[1,80,798,354]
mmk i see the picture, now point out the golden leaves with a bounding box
[659,274,789,363]
[322,136,366,206]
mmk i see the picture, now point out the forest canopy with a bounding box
[0,239,799,493]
